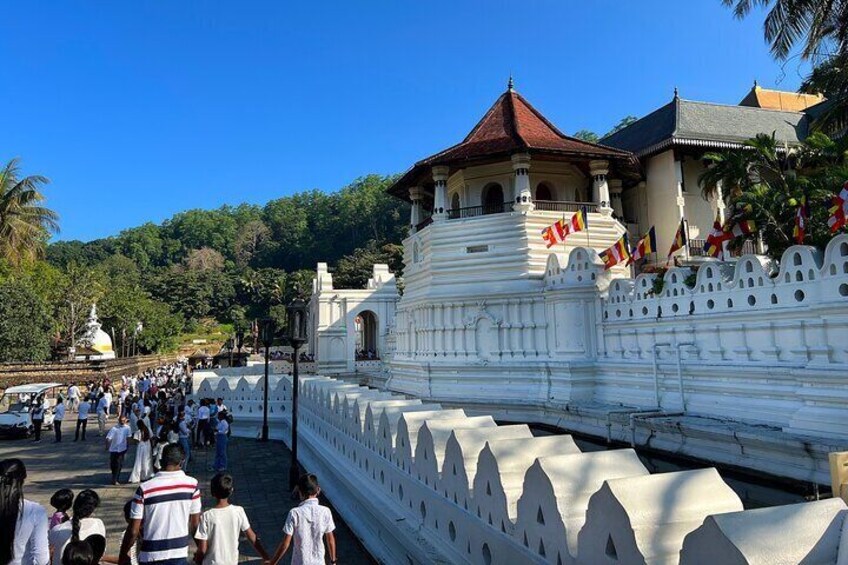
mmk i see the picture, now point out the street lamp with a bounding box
[259,319,275,442]
[286,298,309,490]
[225,338,234,368]
[235,330,245,367]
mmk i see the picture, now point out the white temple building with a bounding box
[309,82,848,486]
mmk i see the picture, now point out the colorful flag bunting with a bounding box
[703,215,728,259]
[629,227,657,263]
[600,234,630,270]
[540,206,588,248]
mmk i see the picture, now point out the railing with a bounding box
[414,216,433,231]
[532,200,600,213]
[689,238,757,258]
[416,200,601,228]
[447,201,512,220]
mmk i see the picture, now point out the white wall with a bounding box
[194,373,848,565]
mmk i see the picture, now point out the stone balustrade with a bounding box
[193,373,848,564]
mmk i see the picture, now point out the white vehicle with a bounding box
[0,383,62,438]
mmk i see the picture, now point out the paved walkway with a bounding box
[0,418,375,564]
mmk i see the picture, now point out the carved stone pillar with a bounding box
[590,160,612,216]
[409,186,424,232]
[511,153,534,212]
[609,178,624,218]
[432,166,449,222]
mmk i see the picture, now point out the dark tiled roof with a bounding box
[388,89,634,200]
[601,96,810,157]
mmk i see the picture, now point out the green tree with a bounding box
[800,51,848,132]
[0,279,53,362]
[700,132,846,258]
[333,243,403,289]
[0,158,59,267]
[604,116,638,137]
[573,130,600,143]
[721,0,848,60]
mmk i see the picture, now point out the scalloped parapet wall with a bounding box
[193,373,848,564]
[601,236,848,329]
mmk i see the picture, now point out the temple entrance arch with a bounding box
[354,310,379,360]
[482,183,504,214]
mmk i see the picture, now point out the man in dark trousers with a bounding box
[105,414,131,484]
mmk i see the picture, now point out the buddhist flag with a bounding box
[703,215,728,259]
[629,227,657,263]
[730,219,757,238]
[667,218,688,259]
[600,234,631,270]
[540,206,588,248]
[793,195,808,244]
[828,182,848,233]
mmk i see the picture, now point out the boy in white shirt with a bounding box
[270,474,337,565]
[195,473,268,565]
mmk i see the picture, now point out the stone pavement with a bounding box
[0,418,375,564]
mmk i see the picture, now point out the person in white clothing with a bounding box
[53,398,66,443]
[270,474,336,565]
[103,390,113,417]
[96,394,108,436]
[0,458,50,565]
[128,420,153,483]
[48,490,106,565]
[75,399,91,441]
[194,473,268,565]
[67,384,80,412]
[106,415,132,485]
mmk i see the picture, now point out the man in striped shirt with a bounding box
[119,443,201,565]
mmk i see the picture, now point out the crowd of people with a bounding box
[353,349,379,361]
[3,362,339,565]
[2,455,337,565]
[268,351,314,362]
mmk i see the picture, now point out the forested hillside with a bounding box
[0,173,408,361]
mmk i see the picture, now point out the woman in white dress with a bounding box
[129,420,153,483]
[1,458,49,565]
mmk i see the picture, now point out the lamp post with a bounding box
[286,298,309,490]
[259,319,275,442]
[225,338,234,368]
[235,330,245,367]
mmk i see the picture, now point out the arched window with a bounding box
[450,192,460,211]
[535,183,553,201]
[482,183,504,215]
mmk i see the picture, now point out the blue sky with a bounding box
[0,1,809,242]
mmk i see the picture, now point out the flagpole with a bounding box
[683,217,691,262]
[584,206,590,250]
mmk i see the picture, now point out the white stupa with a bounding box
[74,304,115,360]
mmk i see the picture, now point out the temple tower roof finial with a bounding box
[673,86,679,99]
[508,74,514,92]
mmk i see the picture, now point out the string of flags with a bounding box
[541,206,588,248]
[539,180,848,269]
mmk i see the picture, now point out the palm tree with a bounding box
[800,51,848,133]
[700,132,846,258]
[0,158,59,266]
[721,0,848,60]
[699,133,786,201]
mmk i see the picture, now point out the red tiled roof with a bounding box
[422,89,627,164]
[389,88,634,200]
